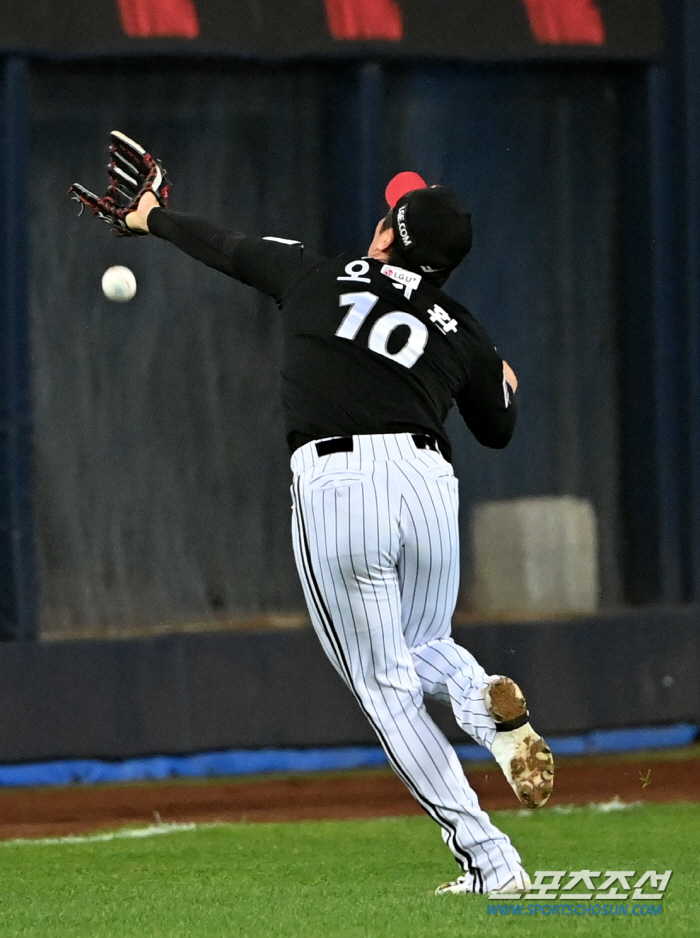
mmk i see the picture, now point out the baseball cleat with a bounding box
[435,868,531,896]
[486,676,554,809]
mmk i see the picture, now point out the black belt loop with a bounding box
[412,433,439,453]
[315,437,353,457]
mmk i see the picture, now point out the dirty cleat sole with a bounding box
[485,676,527,724]
[486,677,555,808]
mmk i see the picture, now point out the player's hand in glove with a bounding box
[68,131,170,236]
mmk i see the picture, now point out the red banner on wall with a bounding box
[0,0,661,60]
[323,0,403,41]
[117,0,200,38]
[521,0,605,44]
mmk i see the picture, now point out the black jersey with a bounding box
[149,209,516,460]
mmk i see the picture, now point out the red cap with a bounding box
[385,171,428,209]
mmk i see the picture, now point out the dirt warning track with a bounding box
[0,749,698,840]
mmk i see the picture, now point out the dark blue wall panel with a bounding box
[617,0,700,604]
[28,60,626,636]
[0,0,699,639]
[0,57,35,639]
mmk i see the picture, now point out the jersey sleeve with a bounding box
[454,329,517,449]
[148,208,324,301]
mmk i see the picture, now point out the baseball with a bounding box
[101,265,137,302]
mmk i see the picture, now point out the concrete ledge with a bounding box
[471,496,599,616]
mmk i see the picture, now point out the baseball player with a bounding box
[71,138,554,896]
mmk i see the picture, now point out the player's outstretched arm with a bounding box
[125,191,321,303]
[68,130,324,298]
[141,205,325,301]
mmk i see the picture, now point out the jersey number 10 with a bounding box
[336,291,428,369]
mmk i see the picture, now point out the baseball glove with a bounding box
[69,131,170,236]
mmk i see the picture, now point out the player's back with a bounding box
[281,253,501,455]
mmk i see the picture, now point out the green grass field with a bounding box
[0,801,695,937]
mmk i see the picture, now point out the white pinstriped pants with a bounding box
[290,432,523,891]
